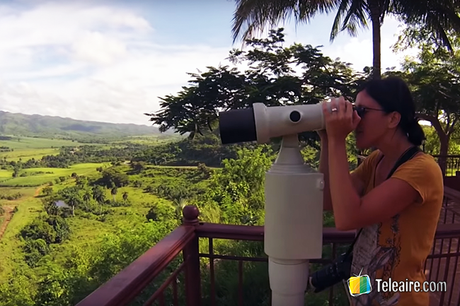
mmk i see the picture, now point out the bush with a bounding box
[23,239,50,267]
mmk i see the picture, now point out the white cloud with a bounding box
[0,2,422,127]
[71,31,127,66]
[0,2,233,125]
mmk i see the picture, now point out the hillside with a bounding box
[0,111,173,140]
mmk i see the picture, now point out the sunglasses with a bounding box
[352,104,385,118]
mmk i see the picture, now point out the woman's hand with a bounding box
[321,97,361,141]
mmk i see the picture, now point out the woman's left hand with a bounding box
[321,97,361,141]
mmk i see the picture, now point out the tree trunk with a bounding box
[438,133,450,176]
[369,2,381,79]
[416,113,451,175]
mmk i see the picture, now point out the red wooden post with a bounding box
[182,205,201,306]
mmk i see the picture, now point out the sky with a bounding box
[0,0,420,126]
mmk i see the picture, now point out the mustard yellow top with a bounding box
[348,150,444,306]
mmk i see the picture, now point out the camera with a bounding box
[309,252,353,293]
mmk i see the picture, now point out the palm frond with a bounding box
[232,0,339,43]
[330,0,369,41]
[393,0,460,52]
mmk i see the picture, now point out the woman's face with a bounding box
[354,91,389,150]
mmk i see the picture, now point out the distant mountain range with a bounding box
[0,110,174,139]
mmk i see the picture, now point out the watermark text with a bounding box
[375,278,447,293]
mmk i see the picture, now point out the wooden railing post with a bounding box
[182,205,201,306]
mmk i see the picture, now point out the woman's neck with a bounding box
[376,134,415,165]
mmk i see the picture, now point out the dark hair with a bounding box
[358,76,425,146]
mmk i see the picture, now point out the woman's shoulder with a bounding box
[395,152,443,185]
[405,152,443,175]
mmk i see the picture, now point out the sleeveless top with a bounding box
[348,150,444,306]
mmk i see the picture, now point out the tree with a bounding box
[129,161,145,174]
[386,38,460,174]
[41,186,53,197]
[83,190,92,209]
[146,28,365,144]
[202,146,274,225]
[92,186,106,213]
[111,187,118,202]
[56,187,83,217]
[231,0,460,79]
[98,167,129,188]
[393,7,460,54]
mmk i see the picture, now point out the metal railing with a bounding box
[76,188,460,306]
[431,155,460,176]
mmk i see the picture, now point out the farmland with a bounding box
[0,128,349,306]
[0,123,455,306]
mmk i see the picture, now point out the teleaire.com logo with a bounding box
[346,269,448,297]
[347,269,372,297]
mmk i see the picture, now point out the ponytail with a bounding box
[406,119,425,146]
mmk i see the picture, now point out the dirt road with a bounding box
[0,185,42,241]
[0,205,15,240]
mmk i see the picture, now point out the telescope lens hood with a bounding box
[219,108,257,144]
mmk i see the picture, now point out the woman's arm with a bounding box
[319,135,364,211]
[318,135,333,211]
[327,138,418,231]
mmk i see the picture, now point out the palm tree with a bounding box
[92,186,106,214]
[111,187,118,202]
[231,0,460,79]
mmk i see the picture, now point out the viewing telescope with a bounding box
[219,103,326,145]
[218,102,330,306]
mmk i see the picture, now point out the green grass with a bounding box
[0,186,36,204]
[0,136,103,162]
[0,163,110,187]
[0,169,11,179]
[0,161,111,279]
[0,148,61,162]
[111,134,183,145]
[0,187,43,278]
[0,136,94,150]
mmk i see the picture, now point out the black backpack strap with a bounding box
[343,146,421,257]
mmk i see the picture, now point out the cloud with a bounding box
[0,1,232,125]
[71,32,128,66]
[0,2,421,127]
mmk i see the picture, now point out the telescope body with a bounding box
[219,102,326,145]
[218,102,326,306]
[264,135,323,305]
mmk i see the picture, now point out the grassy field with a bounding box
[0,136,92,150]
[0,163,110,187]
[0,161,210,281]
[0,163,110,278]
[0,148,60,162]
[111,134,183,145]
[0,136,102,162]
[0,186,43,276]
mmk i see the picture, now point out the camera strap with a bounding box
[343,146,422,257]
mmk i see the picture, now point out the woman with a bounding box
[318,76,444,306]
